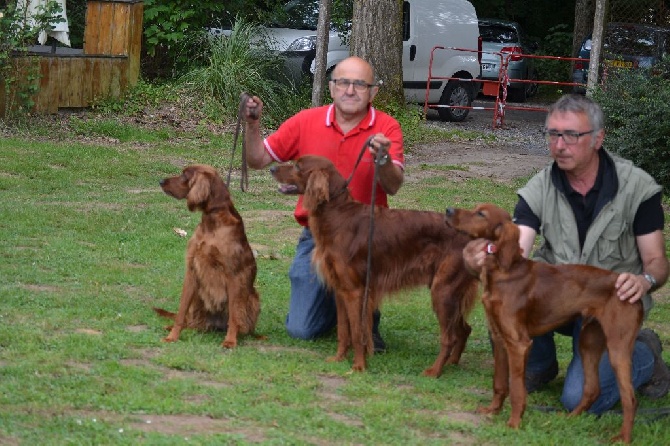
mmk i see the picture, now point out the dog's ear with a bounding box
[302,169,329,211]
[186,171,211,211]
[495,221,522,271]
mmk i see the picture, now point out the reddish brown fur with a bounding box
[156,164,260,348]
[270,155,478,375]
[445,203,642,443]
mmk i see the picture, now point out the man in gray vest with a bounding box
[464,94,670,413]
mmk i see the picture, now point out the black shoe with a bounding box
[372,330,387,354]
[372,310,387,354]
[637,328,670,399]
[525,359,558,393]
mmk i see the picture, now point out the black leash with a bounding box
[227,92,255,192]
[355,135,389,348]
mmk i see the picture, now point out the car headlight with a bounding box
[286,36,317,52]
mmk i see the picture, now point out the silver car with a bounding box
[478,19,538,102]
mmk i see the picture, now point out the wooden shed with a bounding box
[0,0,143,115]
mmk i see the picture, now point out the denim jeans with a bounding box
[527,317,655,414]
[285,228,337,339]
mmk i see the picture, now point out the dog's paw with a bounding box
[222,339,237,349]
[476,405,501,415]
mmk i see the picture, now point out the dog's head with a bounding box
[445,203,521,270]
[160,164,231,213]
[270,155,348,211]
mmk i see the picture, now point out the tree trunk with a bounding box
[311,0,332,107]
[349,0,404,106]
[573,0,595,59]
[587,0,608,95]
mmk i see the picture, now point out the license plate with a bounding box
[607,59,633,68]
[482,63,496,71]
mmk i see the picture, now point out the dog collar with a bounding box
[484,242,497,254]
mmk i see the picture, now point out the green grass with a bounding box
[0,121,669,445]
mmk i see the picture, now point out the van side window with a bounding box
[402,1,410,41]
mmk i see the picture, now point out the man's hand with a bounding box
[367,133,391,162]
[615,272,650,304]
[462,238,490,277]
[243,95,263,122]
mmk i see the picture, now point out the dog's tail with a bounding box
[153,307,176,320]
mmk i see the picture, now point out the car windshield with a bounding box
[479,24,518,43]
[267,0,351,32]
[605,25,657,57]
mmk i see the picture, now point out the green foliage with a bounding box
[179,19,306,128]
[592,57,670,193]
[534,24,574,86]
[0,0,64,118]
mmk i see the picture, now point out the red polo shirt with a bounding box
[264,104,405,226]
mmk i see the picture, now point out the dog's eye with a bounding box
[477,211,486,218]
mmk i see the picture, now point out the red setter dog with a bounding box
[155,164,261,348]
[445,203,642,443]
[270,155,478,375]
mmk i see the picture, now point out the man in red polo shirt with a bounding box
[242,56,405,352]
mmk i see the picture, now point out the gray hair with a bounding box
[545,94,605,132]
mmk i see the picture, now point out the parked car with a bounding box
[237,0,482,122]
[478,19,538,103]
[573,22,670,93]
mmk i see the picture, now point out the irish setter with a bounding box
[155,164,261,348]
[270,155,478,375]
[445,203,642,443]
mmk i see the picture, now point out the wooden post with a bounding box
[84,0,143,86]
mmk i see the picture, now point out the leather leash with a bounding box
[351,135,389,348]
[227,92,256,192]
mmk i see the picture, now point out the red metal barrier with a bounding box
[423,46,590,128]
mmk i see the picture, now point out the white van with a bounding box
[262,0,481,122]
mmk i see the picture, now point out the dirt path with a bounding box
[406,140,551,183]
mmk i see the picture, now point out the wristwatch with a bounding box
[643,272,658,292]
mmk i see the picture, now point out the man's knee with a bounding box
[560,386,583,411]
[285,319,326,340]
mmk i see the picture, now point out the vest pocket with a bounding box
[596,217,627,262]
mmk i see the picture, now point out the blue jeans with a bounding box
[527,318,655,414]
[285,228,337,339]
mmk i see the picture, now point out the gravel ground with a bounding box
[407,97,554,183]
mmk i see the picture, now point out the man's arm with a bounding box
[367,133,403,195]
[518,225,537,259]
[242,96,274,169]
[616,230,669,303]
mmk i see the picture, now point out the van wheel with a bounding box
[438,81,471,122]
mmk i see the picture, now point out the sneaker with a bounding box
[637,328,670,399]
[525,359,559,393]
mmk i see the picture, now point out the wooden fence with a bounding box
[1,0,143,115]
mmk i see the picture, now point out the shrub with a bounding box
[178,19,307,128]
[592,57,670,193]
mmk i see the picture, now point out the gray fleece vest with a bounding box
[518,151,662,316]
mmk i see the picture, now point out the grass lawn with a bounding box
[0,119,669,445]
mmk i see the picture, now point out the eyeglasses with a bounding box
[542,129,595,145]
[331,78,377,92]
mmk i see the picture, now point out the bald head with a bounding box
[332,56,375,84]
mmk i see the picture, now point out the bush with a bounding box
[178,19,307,127]
[534,24,574,86]
[592,57,670,193]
